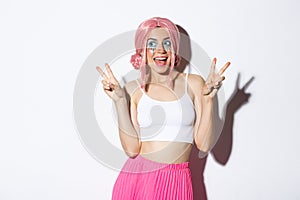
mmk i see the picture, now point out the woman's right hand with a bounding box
[96,63,125,102]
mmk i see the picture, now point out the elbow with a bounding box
[196,146,210,154]
[194,129,214,153]
[124,144,141,158]
[120,138,141,158]
[195,140,211,153]
[125,150,140,158]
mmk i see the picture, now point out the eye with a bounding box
[147,40,157,49]
[163,39,171,51]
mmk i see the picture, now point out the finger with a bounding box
[209,58,217,75]
[105,63,117,80]
[103,84,111,90]
[101,79,109,85]
[96,66,108,79]
[210,88,218,97]
[212,76,224,88]
[214,82,222,89]
[103,81,116,90]
[109,82,115,90]
[216,76,225,83]
[218,62,230,75]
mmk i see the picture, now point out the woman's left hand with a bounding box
[202,58,230,98]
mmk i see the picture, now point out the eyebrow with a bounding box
[148,37,170,41]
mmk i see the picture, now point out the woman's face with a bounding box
[146,28,173,74]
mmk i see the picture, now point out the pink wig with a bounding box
[130,17,181,89]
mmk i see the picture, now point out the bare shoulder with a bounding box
[124,80,142,103]
[186,73,205,92]
[124,80,140,95]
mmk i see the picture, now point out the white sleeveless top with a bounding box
[136,73,195,144]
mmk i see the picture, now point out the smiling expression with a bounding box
[146,28,173,74]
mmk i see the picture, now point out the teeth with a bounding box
[154,57,167,61]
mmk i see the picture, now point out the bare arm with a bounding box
[191,58,230,152]
[190,75,214,152]
[96,64,141,157]
[114,97,141,157]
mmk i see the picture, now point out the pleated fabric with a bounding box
[111,155,193,200]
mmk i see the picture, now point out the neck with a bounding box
[148,70,178,85]
[150,74,169,84]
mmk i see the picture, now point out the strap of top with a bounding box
[185,72,189,93]
[135,79,145,94]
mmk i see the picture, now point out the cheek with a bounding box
[146,49,155,62]
[147,48,155,55]
[167,52,172,62]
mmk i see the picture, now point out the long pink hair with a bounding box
[130,17,181,89]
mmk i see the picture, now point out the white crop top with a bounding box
[136,73,195,144]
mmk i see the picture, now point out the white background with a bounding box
[1,0,300,199]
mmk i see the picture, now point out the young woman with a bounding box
[96,17,230,200]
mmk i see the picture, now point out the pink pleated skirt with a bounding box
[111,155,193,200]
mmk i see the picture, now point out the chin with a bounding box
[150,64,171,74]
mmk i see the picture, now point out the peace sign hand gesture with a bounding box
[96,63,125,102]
[202,58,230,98]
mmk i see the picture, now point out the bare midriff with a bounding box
[140,141,193,164]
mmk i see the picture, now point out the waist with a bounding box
[140,141,193,164]
[138,154,190,169]
[120,154,190,174]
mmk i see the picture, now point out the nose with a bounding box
[156,42,166,53]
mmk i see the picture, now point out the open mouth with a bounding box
[153,57,168,66]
